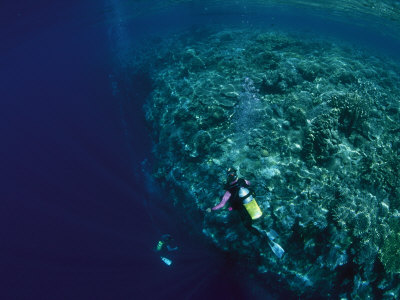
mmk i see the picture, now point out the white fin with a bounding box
[160,256,172,266]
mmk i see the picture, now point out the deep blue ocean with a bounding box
[2,1,399,299]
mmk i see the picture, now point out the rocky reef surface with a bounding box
[138,28,400,298]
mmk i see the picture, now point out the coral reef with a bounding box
[137,28,400,298]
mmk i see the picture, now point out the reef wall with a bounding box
[139,28,400,298]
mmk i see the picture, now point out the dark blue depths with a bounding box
[0,1,294,299]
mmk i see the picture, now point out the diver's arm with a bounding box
[212,191,231,210]
[167,245,178,251]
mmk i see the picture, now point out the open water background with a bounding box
[1,0,399,299]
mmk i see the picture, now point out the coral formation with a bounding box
[136,28,400,298]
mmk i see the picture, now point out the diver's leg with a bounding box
[239,209,263,237]
[240,211,285,258]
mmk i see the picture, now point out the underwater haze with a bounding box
[2,0,400,299]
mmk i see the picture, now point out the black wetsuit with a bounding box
[225,179,262,236]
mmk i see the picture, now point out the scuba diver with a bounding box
[207,167,285,259]
[154,234,178,266]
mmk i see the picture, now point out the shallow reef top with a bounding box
[138,28,400,298]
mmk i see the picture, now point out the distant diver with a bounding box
[154,234,178,266]
[207,167,284,258]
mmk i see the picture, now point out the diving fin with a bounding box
[160,256,172,266]
[268,240,285,259]
[266,229,278,241]
[251,225,285,259]
[265,229,285,259]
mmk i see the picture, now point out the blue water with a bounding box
[1,1,399,299]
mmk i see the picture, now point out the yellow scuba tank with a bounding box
[239,187,262,220]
